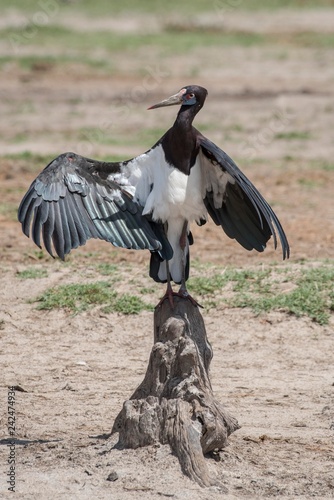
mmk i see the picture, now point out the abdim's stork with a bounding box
[18,85,289,304]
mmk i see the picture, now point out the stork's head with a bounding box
[148,85,208,112]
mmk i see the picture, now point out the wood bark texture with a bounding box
[112,296,239,487]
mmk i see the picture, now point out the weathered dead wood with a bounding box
[112,296,239,487]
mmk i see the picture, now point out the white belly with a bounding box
[111,144,207,283]
[142,155,206,224]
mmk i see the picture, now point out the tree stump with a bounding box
[112,296,239,487]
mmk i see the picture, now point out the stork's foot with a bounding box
[177,287,203,308]
[157,288,202,309]
[157,289,178,309]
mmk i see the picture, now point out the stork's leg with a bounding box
[178,220,189,296]
[156,259,179,308]
[164,259,175,308]
[157,223,177,308]
[178,221,202,307]
[157,220,201,308]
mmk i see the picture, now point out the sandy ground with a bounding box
[0,7,334,499]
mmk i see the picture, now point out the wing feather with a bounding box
[32,198,49,249]
[58,198,72,257]
[18,152,172,260]
[42,202,55,257]
[22,194,39,238]
[71,192,99,241]
[53,202,66,260]
[62,194,81,250]
[199,136,289,258]
[97,200,133,248]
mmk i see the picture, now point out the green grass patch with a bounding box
[164,25,265,47]
[0,202,19,221]
[103,293,153,315]
[3,23,334,70]
[24,249,47,261]
[139,286,156,295]
[189,272,230,296]
[2,152,56,176]
[298,178,322,188]
[275,131,311,140]
[319,162,334,171]
[33,281,152,314]
[189,264,334,325]
[95,263,119,275]
[16,267,48,279]
[189,268,271,296]
[282,154,296,162]
[5,23,334,65]
[79,126,167,150]
[3,0,334,16]
[291,31,334,48]
[10,132,28,144]
[0,54,113,72]
[231,266,334,325]
[228,123,244,132]
[3,151,54,163]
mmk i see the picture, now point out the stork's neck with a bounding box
[175,102,203,131]
[162,105,199,175]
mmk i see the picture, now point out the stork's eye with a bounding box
[186,93,195,100]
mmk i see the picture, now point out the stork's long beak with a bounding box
[148,90,184,110]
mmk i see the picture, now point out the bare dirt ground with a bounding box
[0,7,334,499]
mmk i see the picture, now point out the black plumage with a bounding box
[199,137,289,258]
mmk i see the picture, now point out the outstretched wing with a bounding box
[199,136,289,259]
[18,152,172,260]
